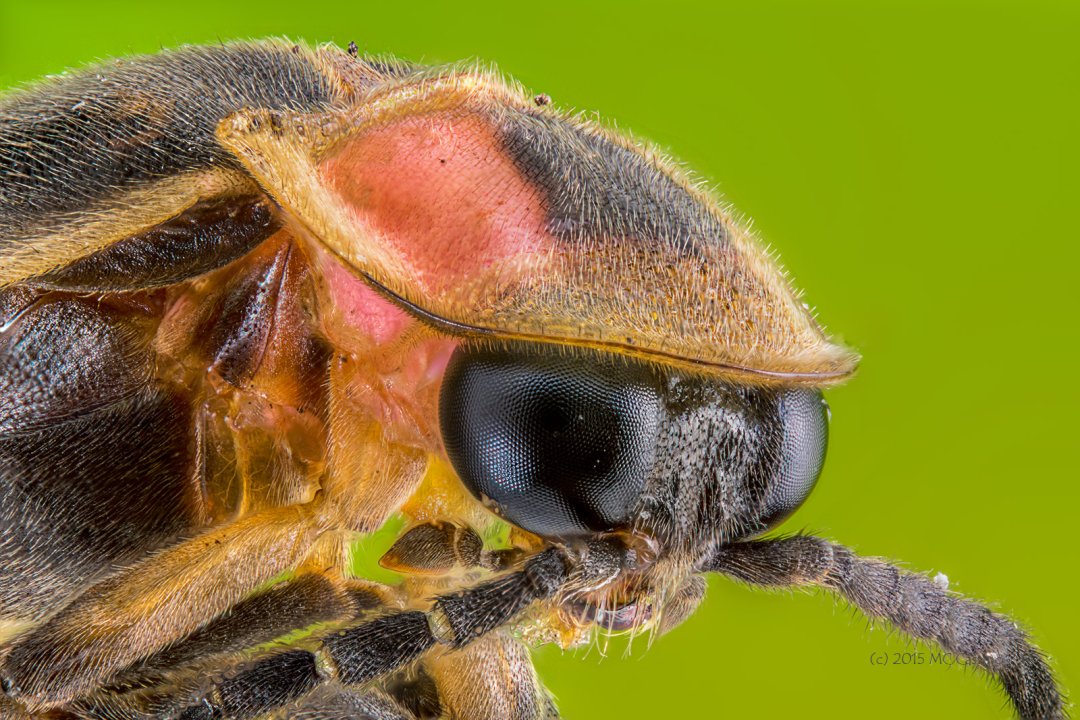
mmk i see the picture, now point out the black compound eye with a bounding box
[757,389,830,531]
[438,345,663,538]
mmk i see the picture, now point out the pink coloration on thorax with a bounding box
[317,246,413,347]
[309,239,458,450]
[320,111,550,295]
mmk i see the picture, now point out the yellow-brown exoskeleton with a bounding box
[0,40,1064,719]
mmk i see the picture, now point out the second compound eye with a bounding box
[438,344,663,538]
[756,388,830,532]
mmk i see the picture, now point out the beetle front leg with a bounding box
[166,548,568,719]
[0,504,325,710]
[275,684,417,720]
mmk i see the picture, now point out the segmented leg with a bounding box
[274,685,415,720]
[156,547,568,719]
[704,536,1065,720]
[76,633,556,720]
[425,632,559,720]
[63,574,382,720]
[379,521,523,576]
[111,573,384,688]
[1,505,323,710]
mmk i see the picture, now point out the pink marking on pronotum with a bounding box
[320,111,550,295]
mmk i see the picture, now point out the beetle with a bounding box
[0,39,1064,719]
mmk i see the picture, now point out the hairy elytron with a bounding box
[0,40,1064,719]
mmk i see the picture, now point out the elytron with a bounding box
[0,40,1064,719]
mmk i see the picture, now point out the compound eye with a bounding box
[757,389,830,531]
[439,345,663,538]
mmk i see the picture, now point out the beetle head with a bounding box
[438,342,829,635]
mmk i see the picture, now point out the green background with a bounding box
[2,1,1076,717]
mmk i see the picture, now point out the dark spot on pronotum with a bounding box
[499,111,720,254]
[533,93,551,107]
[347,41,359,57]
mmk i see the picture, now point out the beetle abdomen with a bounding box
[0,295,198,621]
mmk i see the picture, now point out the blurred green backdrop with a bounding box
[2,1,1076,717]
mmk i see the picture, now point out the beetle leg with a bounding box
[73,634,558,720]
[424,631,559,720]
[161,548,568,719]
[75,666,420,720]
[1,504,325,710]
[64,573,391,720]
[379,520,524,577]
[703,536,1065,720]
[116,573,387,686]
[274,684,416,720]
[379,521,486,576]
